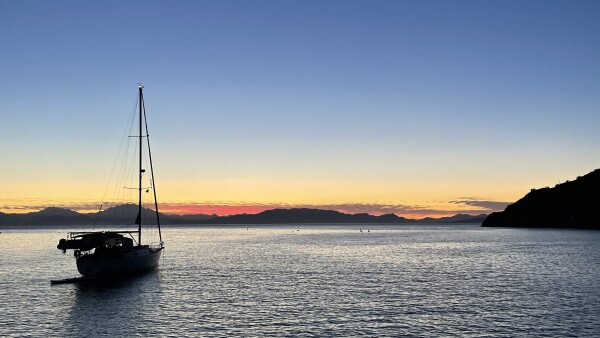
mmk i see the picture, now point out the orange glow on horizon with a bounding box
[0,201,501,219]
[155,202,493,219]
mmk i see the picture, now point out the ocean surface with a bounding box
[0,224,599,337]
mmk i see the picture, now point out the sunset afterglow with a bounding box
[1,1,599,219]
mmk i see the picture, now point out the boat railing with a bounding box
[67,230,140,239]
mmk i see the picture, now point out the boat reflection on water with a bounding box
[63,269,163,337]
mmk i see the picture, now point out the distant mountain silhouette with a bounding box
[0,204,214,227]
[186,208,488,225]
[34,207,81,216]
[0,207,91,227]
[203,208,418,224]
[0,205,486,227]
[420,213,488,224]
[482,169,600,229]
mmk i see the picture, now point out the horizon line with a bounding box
[1,201,504,220]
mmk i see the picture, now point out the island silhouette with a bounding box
[482,168,600,229]
[0,204,485,227]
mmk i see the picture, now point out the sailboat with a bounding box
[56,84,164,277]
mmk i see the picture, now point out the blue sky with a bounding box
[1,1,599,216]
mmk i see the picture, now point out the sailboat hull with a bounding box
[76,246,163,276]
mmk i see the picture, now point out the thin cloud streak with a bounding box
[449,198,511,212]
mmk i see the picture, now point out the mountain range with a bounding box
[0,204,486,227]
[6,168,597,228]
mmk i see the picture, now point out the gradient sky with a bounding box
[1,1,599,217]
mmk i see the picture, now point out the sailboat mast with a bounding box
[138,84,143,245]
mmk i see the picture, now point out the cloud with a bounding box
[449,198,511,212]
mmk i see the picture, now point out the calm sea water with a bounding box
[0,225,598,337]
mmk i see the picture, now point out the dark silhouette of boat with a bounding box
[56,85,164,277]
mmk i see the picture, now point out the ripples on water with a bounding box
[0,225,599,337]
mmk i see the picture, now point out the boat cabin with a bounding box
[57,231,136,254]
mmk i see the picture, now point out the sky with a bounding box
[1,0,599,218]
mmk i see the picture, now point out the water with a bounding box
[0,225,599,337]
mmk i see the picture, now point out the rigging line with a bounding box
[120,142,138,201]
[102,96,137,202]
[92,204,103,231]
[108,132,136,230]
[107,110,137,231]
[97,94,139,227]
[111,146,134,221]
[142,92,163,245]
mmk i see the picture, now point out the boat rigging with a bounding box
[56,84,164,277]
